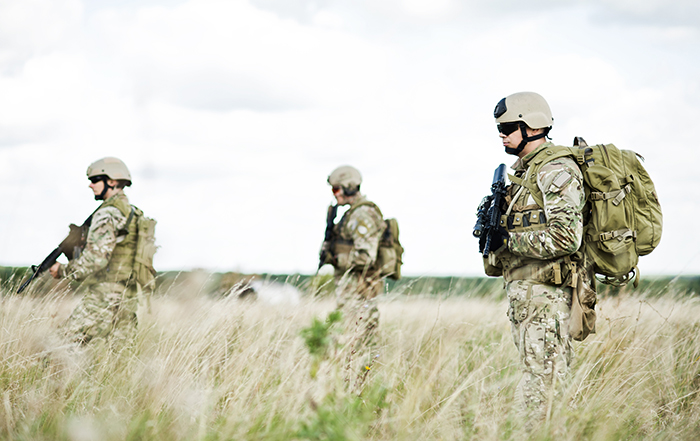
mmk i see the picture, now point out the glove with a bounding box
[319,242,336,266]
[481,227,509,256]
[491,227,509,254]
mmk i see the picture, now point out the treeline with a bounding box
[2,266,699,298]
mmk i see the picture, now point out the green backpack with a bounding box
[130,208,158,292]
[341,201,404,280]
[376,217,404,280]
[519,137,663,287]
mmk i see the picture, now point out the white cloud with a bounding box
[0,0,83,72]
[0,0,698,277]
[88,0,388,113]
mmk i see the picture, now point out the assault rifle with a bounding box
[318,204,338,270]
[473,163,508,257]
[17,213,94,293]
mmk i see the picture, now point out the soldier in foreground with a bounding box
[480,92,586,421]
[320,165,386,378]
[49,157,143,349]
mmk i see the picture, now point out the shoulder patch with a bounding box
[549,171,572,192]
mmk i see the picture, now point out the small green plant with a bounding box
[300,310,343,378]
[296,381,389,441]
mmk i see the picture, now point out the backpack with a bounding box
[340,201,404,280]
[376,217,404,280]
[514,138,662,287]
[514,138,662,341]
[130,207,158,292]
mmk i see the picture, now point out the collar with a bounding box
[511,141,554,172]
[348,194,367,208]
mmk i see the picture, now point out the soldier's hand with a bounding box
[492,227,510,254]
[49,262,61,279]
[323,252,336,266]
[320,242,335,265]
[477,194,493,213]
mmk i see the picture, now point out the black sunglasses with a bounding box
[497,122,521,136]
[89,175,106,184]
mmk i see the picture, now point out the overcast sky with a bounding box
[0,0,698,278]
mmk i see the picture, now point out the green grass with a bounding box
[1,272,700,440]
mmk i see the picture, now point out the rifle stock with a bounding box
[17,214,94,294]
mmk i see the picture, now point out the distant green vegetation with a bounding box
[3,266,700,299]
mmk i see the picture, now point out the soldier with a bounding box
[49,157,141,349]
[485,92,586,422]
[321,165,386,378]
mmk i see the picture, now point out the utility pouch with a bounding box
[569,268,597,341]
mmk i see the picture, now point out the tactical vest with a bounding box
[493,145,579,286]
[332,198,385,272]
[87,193,138,285]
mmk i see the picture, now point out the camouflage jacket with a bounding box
[62,192,130,283]
[332,195,385,275]
[491,142,585,283]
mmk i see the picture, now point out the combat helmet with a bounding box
[87,157,132,200]
[328,165,362,196]
[494,92,553,155]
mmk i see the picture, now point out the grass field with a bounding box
[1,274,700,440]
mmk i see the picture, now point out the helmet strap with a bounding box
[95,176,115,201]
[342,185,359,196]
[504,123,547,156]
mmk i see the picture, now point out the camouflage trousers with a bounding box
[335,272,383,389]
[506,279,573,422]
[64,282,138,349]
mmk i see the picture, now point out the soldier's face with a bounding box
[89,179,105,197]
[332,186,349,205]
[89,178,119,199]
[499,124,523,152]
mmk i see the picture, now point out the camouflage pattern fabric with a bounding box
[335,271,383,391]
[63,282,138,348]
[60,192,138,347]
[508,143,585,259]
[333,196,385,275]
[507,280,573,421]
[497,143,585,421]
[62,194,129,282]
[331,195,385,389]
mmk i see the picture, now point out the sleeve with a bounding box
[63,207,123,281]
[508,158,585,260]
[336,206,384,271]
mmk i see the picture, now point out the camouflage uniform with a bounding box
[331,195,385,374]
[489,141,585,420]
[60,192,138,348]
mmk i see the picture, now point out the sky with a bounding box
[0,0,698,278]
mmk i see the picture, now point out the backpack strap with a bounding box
[339,200,383,228]
[98,195,135,237]
[118,206,136,237]
[509,145,577,209]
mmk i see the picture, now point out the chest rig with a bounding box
[86,193,138,286]
[494,150,578,287]
[501,167,547,234]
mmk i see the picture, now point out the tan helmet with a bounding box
[87,157,132,184]
[328,165,362,195]
[494,91,553,129]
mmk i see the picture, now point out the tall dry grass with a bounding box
[1,278,699,440]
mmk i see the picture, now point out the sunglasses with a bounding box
[89,176,106,184]
[332,185,342,194]
[497,122,521,136]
